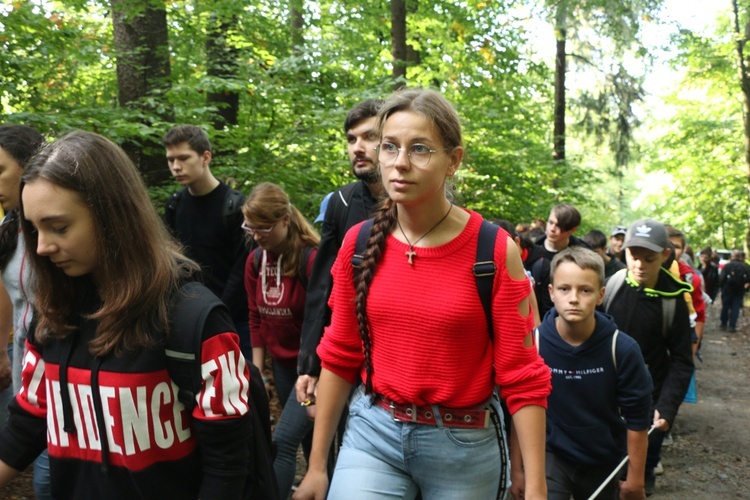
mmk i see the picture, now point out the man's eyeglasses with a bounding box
[375,142,451,167]
[241,221,275,235]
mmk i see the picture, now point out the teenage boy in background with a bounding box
[533,247,652,500]
[601,219,694,496]
[609,225,627,262]
[532,204,589,318]
[583,228,626,279]
[163,125,250,356]
[665,225,706,356]
[295,99,384,402]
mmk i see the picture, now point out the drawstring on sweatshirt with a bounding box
[58,336,77,434]
[90,357,110,473]
[260,250,282,304]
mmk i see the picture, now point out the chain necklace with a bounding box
[396,204,453,265]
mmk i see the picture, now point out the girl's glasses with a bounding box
[241,221,275,235]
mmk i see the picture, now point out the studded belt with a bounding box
[374,395,491,429]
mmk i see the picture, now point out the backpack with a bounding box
[352,218,501,339]
[725,265,748,293]
[602,268,675,337]
[165,281,280,500]
[165,187,245,232]
[250,246,315,290]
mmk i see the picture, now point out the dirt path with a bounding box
[650,303,750,498]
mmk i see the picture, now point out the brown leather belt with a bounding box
[374,395,490,429]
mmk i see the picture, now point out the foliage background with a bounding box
[1,0,747,250]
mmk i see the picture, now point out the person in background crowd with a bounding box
[294,88,551,500]
[665,225,705,357]
[601,218,694,496]
[609,225,628,263]
[0,130,251,498]
[532,204,590,319]
[163,125,251,358]
[242,182,320,499]
[719,249,750,333]
[582,228,627,279]
[0,124,52,499]
[698,246,720,302]
[296,99,384,407]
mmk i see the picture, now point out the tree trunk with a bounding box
[553,9,566,164]
[730,0,750,252]
[290,0,304,52]
[110,0,173,185]
[206,14,240,128]
[391,0,407,89]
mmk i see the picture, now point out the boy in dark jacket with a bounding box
[601,219,694,496]
[537,247,652,500]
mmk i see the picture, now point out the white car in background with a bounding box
[716,249,731,270]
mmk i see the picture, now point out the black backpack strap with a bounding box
[164,190,183,230]
[351,218,375,268]
[165,281,227,410]
[223,188,246,231]
[474,220,499,341]
[298,246,315,291]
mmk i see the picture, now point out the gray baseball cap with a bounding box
[623,219,668,252]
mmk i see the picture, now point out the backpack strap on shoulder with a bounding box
[662,298,676,338]
[165,281,227,410]
[474,220,499,341]
[603,268,628,312]
[611,329,619,371]
[222,188,245,232]
[351,219,374,268]
[298,246,315,290]
[164,190,184,229]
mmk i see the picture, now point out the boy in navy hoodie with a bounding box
[538,247,652,499]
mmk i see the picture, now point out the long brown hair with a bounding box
[355,88,463,394]
[241,182,320,276]
[19,131,197,356]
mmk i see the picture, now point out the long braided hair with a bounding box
[354,88,463,394]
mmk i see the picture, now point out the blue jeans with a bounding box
[272,363,298,411]
[234,321,252,362]
[327,387,508,499]
[720,291,744,329]
[273,390,314,498]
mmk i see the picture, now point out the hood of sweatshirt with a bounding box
[539,309,619,358]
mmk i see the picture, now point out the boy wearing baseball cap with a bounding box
[609,225,628,262]
[600,219,694,496]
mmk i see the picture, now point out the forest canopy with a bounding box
[1,0,747,250]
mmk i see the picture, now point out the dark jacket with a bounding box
[600,268,694,425]
[164,182,249,324]
[699,262,720,301]
[539,310,652,466]
[297,181,379,376]
[719,259,750,295]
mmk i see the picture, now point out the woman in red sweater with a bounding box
[242,182,319,497]
[294,89,551,500]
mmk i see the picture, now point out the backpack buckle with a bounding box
[473,261,496,277]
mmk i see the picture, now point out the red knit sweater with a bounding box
[318,210,551,413]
